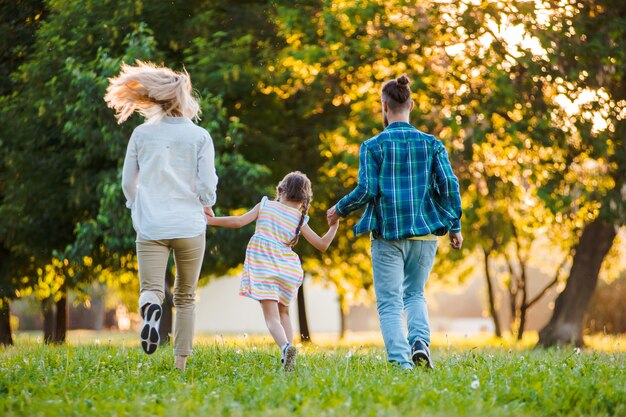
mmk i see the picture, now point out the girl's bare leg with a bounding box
[260,300,288,348]
[278,303,294,344]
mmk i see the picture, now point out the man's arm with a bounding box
[333,142,380,218]
[433,142,462,233]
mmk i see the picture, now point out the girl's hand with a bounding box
[327,205,340,226]
[205,203,261,228]
[300,220,340,252]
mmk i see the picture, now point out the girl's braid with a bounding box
[289,195,310,247]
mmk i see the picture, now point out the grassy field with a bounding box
[1,332,625,417]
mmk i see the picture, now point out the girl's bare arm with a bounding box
[206,203,261,228]
[300,221,340,252]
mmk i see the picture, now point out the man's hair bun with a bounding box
[396,74,411,87]
[381,74,412,111]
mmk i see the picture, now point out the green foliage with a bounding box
[0,0,45,96]
[0,0,272,309]
[0,340,624,416]
[1,0,624,333]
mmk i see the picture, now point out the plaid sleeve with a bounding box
[433,142,462,232]
[336,142,379,217]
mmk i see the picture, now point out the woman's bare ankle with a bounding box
[175,355,187,371]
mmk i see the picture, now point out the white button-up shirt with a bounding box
[121,116,218,240]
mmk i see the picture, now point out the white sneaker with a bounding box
[282,344,297,372]
[140,303,162,355]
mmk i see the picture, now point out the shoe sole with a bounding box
[412,349,434,370]
[283,345,297,372]
[140,304,162,355]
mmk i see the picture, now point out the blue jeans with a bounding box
[371,238,438,369]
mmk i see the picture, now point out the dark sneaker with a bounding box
[282,344,297,372]
[411,340,434,370]
[140,303,162,355]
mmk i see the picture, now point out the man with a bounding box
[327,74,463,370]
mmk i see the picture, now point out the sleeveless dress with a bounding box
[239,196,309,305]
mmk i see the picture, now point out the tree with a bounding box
[0,0,46,346]
[0,0,156,343]
[515,0,626,346]
[441,0,623,346]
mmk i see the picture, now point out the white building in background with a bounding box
[194,276,341,334]
[194,275,495,336]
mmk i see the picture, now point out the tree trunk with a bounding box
[0,300,13,346]
[517,298,527,340]
[538,219,617,347]
[297,283,311,343]
[504,254,518,335]
[159,268,173,345]
[483,248,502,338]
[517,263,528,341]
[53,290,68,344]
[42,298,55,344]
[338,294,346,341]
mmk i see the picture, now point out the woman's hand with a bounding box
[204,206,215,224]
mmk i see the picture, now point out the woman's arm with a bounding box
[206,203,260,228]
[197,133,218,207]
[300,221,340,252]
[121,132,139,208]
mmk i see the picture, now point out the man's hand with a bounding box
[449,231,463,250]
[327,205,340,226]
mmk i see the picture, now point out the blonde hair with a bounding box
[104,60,201,124]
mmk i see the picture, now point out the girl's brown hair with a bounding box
[276,171,313,246]
[104,60,201,124]
[381,74,412,113]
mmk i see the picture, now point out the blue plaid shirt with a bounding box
[336,122,462,240]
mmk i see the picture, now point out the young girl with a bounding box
[206,171,339,371]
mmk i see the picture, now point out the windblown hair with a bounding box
[275,171,313,247]
[104,60,201,124]
[381,74,412,113]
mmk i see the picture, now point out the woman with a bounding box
[104,61,217,371]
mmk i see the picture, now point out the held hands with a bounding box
[204,206,215,224]
[449,231,463,250]
[327,205,340,226]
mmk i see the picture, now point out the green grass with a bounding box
[1,334,625,417]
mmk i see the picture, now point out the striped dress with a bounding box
[240,196,309,305]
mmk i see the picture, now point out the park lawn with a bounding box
[1,333,625,417]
